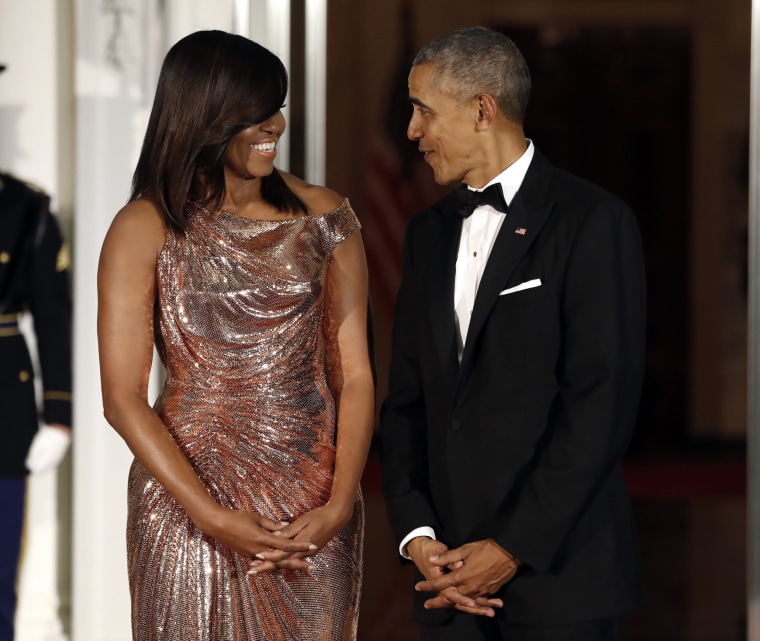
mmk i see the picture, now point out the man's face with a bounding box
[407,64,480,186]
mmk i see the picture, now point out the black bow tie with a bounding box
[454,183,508,218]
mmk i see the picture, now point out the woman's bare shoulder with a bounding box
[280,171,345,215]
[111,197,166,229]
[104,198,168,256]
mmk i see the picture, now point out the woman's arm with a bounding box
[322,230,375,515]
[98,200,315,563]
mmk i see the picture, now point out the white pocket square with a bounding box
[499,279,542,296]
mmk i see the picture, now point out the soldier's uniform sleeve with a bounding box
[25,194,72,427]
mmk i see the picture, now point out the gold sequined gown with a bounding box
[127,200,364,641]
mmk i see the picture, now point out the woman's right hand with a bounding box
[198,505,317,571]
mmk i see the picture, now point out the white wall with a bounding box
[0,0,64,196]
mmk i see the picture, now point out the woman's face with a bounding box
[223,111,286,181]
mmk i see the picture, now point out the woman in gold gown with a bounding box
[97,30,374,641]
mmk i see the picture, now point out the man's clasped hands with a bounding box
[407,536,521,618]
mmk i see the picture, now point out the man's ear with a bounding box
[475,94,498,130]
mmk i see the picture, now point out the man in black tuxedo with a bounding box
[380,27,646,641]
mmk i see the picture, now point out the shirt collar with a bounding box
[470,139,534,206]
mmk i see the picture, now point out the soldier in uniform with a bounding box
[0,63,72,641]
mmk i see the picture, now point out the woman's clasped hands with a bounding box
[244,503,352,575]
[197,502,351,575]
[193,505,314,574]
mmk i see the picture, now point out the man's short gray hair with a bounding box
[413,27,531,124]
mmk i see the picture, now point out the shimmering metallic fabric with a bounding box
[127,200,364,641]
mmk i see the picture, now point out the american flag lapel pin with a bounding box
[515,227,527,235]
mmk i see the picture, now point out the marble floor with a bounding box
[356,453,747,641]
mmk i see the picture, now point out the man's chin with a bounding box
[428,166,463,187]
[430,170,457,187]
[433,174,463,187]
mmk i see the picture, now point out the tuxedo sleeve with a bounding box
[380,221,441,548]
[492,199,646,572]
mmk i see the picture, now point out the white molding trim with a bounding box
[305,0,327,185]
[249,0,292,172]
[748,2,760,638]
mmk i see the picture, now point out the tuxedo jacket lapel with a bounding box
[458,151,556,386]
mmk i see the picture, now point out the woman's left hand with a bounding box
[247,502,352,574]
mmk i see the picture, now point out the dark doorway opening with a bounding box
[503,25,692,455]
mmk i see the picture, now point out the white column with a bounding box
[164,0,235,45]
[304,0,326,184]
[249,0,292,172]
[70,1,163,639]
[0,2,73,640]
[748,2,760,638]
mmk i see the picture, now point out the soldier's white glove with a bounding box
[25,424,72,474]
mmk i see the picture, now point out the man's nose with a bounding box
[407,116,421,141]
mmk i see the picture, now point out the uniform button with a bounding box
[450,418,461,431]
[0,252,10,264]
[19,370,30,382]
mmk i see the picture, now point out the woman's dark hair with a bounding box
[131,30,306,230]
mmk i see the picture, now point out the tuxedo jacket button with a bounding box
[450,418,461,431]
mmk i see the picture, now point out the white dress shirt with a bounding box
[398,140,535,558]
